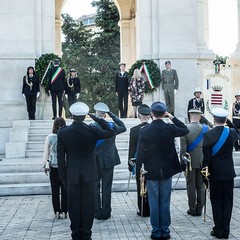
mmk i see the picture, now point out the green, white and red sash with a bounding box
[51,67,62,84]
[140,63,154,89]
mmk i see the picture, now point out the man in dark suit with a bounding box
[202,107,239,239]
[137,102,189,240]
[57,102,114,240]
[48,59,66,120]
[128,104,151,217]
[93,102,126,220]
[115,63,129,118]
[161,61,179,115]
[180,109,209,217]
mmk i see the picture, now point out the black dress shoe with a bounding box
[161,235,171,240]
[150,235,161,240]
[187,210,197,216]
[137,211,141,216]
[211,231,223,239]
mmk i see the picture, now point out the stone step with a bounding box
[26,139,129,150]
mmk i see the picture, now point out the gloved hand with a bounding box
[108,112,115,118]
[65,94,68,99]
[22,94,25,98]
[88,113,100,122]
[174,89,177,95]
[36,92,40,98]
[76,93,80,99]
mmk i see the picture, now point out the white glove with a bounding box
[65,94,68,99]
[36,92,40,98]
[22,94,25,98]
[76,93,80,99]
[174,89,177,95]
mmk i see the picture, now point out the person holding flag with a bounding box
[47,59,66,120]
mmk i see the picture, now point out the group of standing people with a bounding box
[22,59,81,120]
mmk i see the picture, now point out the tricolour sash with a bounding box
[212,127,230,156]
[51,67,62,84]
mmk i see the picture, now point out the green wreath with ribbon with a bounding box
[35,53,66,93]
[128,59,161,93]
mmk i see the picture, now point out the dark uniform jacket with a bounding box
[162,69,179,92]
[65,77,81,96]
[128,122,149,161]
[115,71,129,92]
[187,98,205,121]
[94,116,126,169]
[202,126,238,182]
[22,75,40,95]
[57,120,114,186]
[48,66,65,91]
[137,117,189,180]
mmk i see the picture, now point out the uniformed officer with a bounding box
[161,61,179,115]
[65,69,81,109]
[22,66,40,120]
[57,102,114,240]
[128,104,151,217]
[47,59,65,120]
[187,87,213,127]
[202,107,239,239]
[180,109,209,217]
[137,101,189,240]
[115,63,130,118]
[232,91,240,150]
[93,102,126,220]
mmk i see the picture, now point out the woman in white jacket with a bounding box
[43,117,67,219]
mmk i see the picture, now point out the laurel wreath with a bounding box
[206,100,229,115]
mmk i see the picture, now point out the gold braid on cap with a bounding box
[25,75,33,91]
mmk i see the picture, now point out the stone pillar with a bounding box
[151,0,159,60]
[55,19,62,56]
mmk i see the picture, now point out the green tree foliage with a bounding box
[213,55,229,64]
[61,1,120,113]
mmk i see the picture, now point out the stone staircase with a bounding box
[1,119,240,196]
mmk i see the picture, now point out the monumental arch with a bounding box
[0,0,240,155]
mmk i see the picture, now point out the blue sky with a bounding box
[62,0,238,56]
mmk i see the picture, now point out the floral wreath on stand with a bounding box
[128,59,161,93]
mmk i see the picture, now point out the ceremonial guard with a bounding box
[115,63,129,118]
[180,109,209,217]
[65,69,81,109]
[202,107,239,239]
[57,102,114,240]
[161,61,179,115]
[93,102,126,220]
[47,59,65,120]
[187,87,213,127]
[232,91,240,150]
[137,102,189,240]
[128,104,151,217]
[22,66,40,120]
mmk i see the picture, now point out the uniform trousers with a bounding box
[147,178,172,238]
[117,91,128,118]
[68,181,96,240]
[95,167,114,219]
[25,95,37,120]
[186,168,205,214]
[210,179,234,238]
[49,167,67,214]
[50,90,63,118]
[164,89,174,115]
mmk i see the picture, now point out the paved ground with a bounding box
[0,190,240,240]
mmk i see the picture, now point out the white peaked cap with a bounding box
[69,102,89,116]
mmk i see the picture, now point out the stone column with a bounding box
[197,0,207,49]
[232,0,240,57]
[151,0,159,60]
[55,19,62,56]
